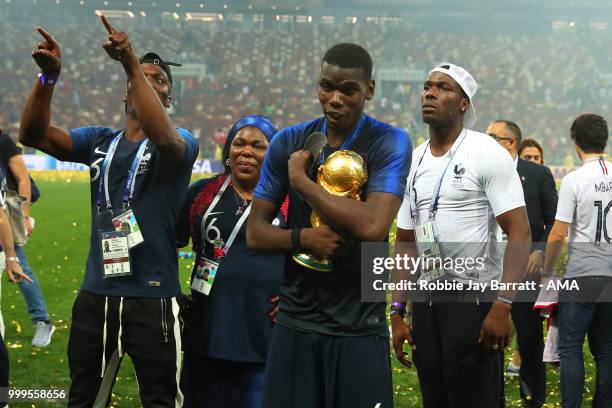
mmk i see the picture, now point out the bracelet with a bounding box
[291,228,302,250]
[496,295,513,305]
[6,256,20,264]
[390,302,407,318]
[38,72,59,86]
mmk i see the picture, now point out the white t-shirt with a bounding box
[555,158,612,278]
[397,129,525,282]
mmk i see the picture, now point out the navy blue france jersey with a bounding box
[254,115,412,336]
[68,127,199,297]
[176,176,287,362]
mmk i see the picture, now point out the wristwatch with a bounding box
[6,256,20,263]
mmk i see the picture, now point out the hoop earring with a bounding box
[225,159,230,166]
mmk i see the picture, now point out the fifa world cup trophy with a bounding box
[292,150,367,272]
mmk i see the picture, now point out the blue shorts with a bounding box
[264,324,393,408]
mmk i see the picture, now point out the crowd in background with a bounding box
[1,19,611,164]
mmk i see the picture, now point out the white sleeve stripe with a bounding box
[555,216,573,223]
[396,220,415,230]
[492,200,526,218]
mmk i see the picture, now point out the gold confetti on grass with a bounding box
[30,170,90,183]
[10,320,22,334]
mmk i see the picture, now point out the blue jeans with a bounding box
[558,290,612,408]
[15,245,49,323]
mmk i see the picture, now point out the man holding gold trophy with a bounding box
[292,148,369,272]
[247,43,412,408]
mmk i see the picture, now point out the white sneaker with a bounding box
[32,321,55,347]
[507,361,520,377]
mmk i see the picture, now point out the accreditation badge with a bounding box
[415,221,445,282]
[191,257,219,296]
[112,209,144,248]
[100,230,132,278]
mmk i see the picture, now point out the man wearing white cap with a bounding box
[391,63,531,407]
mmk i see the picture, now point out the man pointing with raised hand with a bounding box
[20,16,198,407]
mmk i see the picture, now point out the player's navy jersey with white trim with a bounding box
[254,115,412,336]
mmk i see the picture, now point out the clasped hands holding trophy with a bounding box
[287,134,367,272]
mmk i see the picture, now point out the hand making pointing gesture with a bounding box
[100,14,137,65]
[32,27,61,76]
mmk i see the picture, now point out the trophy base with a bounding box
[292,251,333,272]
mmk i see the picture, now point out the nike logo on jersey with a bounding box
[208,211,224,216]
[94,147,107,156]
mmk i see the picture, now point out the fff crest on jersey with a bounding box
[137,151,152,175]
[452,162,466,188]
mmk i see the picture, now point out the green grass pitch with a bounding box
[1,177,596,407]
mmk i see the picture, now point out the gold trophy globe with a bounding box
[292,150,368,272]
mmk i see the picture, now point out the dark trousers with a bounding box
[181,353,265,408]
[67,290,182,408]
[412,300,504,408]
[264,324,393,408]
[0,332,7,406]
[510,301,546,407]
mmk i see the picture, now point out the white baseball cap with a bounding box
[428,62,478,129]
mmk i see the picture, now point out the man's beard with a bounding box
[424,112,455,129]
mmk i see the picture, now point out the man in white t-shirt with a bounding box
[543,113,612,408]
[390,62,531,408]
